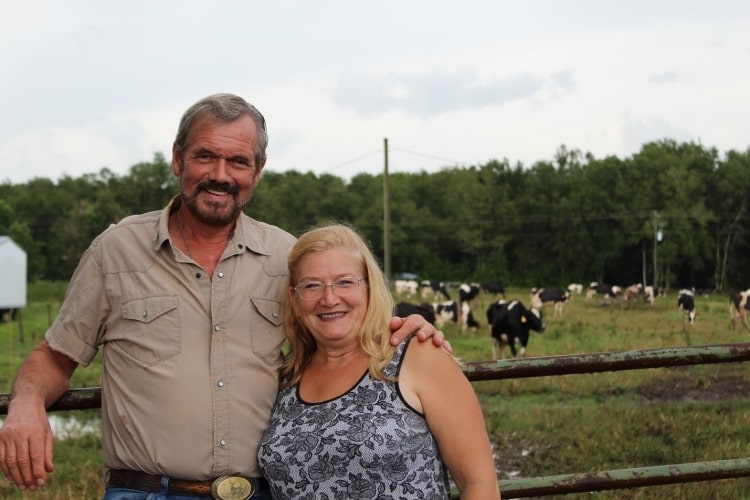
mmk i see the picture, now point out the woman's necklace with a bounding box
[177,211,192,258]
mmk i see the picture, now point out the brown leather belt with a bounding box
[106,469,268,499]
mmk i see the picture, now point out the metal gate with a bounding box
[1,342,749,497]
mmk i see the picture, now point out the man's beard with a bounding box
[181,178,251,226]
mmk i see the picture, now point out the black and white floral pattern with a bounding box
[258,338,450,499]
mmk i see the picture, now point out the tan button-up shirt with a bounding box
[46,197,295,479]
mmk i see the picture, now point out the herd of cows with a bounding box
[393,279,750,360]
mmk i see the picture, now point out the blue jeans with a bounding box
[104,488,273,500]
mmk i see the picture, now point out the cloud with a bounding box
[330,69,578,118]
[621,114,694,154]
[648,71,681,84]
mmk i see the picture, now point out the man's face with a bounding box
[173,115,264,226]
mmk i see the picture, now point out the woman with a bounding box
[258,224,500,499]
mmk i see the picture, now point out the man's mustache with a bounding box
[198,180,239,196]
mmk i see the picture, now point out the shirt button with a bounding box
[218,380,224,387]
[272,312,278,318]
[220,439,227,447]
[142,311,148,318]
[218,272,224,278]
[196,272,202,279]
[214,325,221,332]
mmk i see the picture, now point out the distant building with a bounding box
[0,236,27,320]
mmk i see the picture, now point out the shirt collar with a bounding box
[153,195,271,256]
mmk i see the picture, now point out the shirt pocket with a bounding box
[117,295,181,365]
[249,298,284,366]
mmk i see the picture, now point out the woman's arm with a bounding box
[400,341,501,499]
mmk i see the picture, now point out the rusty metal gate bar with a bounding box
[495,458,750,498]
[463,341,750,381]
[3,343,748,413]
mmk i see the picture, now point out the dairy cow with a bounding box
[677,289,697,324]
[530,287,571,318]
[419,280,451,301]
[624,283,655,306]
[481,282,506,296]
[486,299,546,359]
[459,283,481,303]
[394,302,436,325]
[567,283,584,295]
[432,300,459,328]
[461,301,480,333]
[586,282,621,303]
[394,279,419,297]
[730,289,750,331]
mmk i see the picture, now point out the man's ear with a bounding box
[251,160,266,188]
[172,143,182,176]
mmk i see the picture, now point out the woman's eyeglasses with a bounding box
[294,276,368,301]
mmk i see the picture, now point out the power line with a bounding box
[323,145,471,175]
[324,149,381,173]
[390,147,471,167]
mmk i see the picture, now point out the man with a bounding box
[0,94,445,499]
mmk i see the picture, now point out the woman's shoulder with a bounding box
[404,335,458,369]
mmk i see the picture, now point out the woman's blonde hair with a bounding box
[280,223,396,387]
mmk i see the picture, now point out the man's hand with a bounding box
[0,398,55,491]
[389,315,453,353]
[0,341,77,491]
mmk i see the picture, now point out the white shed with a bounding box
[0,236,27,309]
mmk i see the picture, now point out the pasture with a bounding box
[407,285,750,499]
[0,284,748,498]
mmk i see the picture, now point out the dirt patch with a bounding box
[636,371,750,403]
[492,367,750,481]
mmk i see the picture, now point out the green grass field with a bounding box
[1,284,749,499]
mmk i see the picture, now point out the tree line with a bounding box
[1,140,749,292]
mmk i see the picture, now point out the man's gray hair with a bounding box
[174,93,268,167]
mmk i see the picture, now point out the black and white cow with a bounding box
[586,282,621,303]
[419,280,451,301]
[459,282,481,303]
[486,299,546,359]
[394,302,436,325]
[530,287,571,318]
[432,300,459,328]
[481,282,506,296]
[730,289,750,331]
[567,283,584,295]
[461,301,480,333]
[393,279,419,297]
[677,289,697,324]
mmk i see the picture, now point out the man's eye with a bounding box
[230,157,251,167]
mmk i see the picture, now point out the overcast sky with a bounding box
[1,1,748,185]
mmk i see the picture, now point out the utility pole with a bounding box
[383,138,391,279]
[652,211,663,291]
[642,241,647,287]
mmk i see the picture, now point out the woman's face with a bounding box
[290,247,368,347]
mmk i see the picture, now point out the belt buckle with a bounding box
[211,475,254,500]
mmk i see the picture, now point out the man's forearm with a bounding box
[10,341,77,409]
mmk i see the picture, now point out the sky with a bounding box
[1,1,749,185]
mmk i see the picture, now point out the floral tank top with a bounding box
[257,337,451,499]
